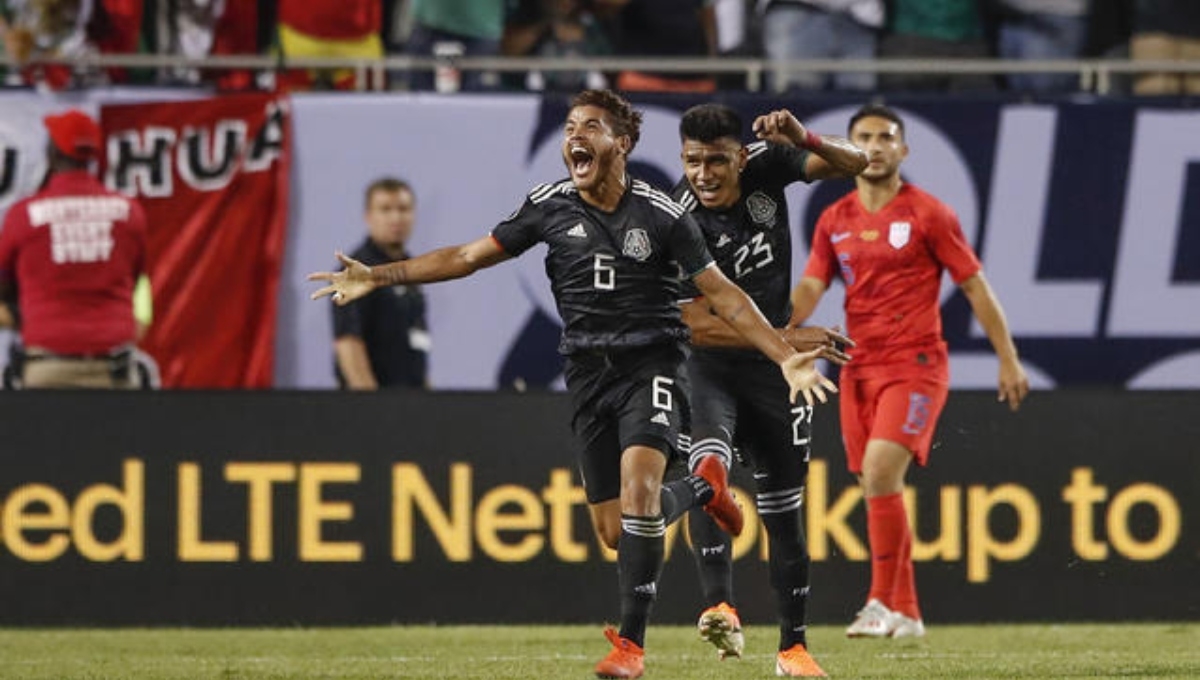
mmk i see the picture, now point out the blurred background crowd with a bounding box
[0,0,1198,96]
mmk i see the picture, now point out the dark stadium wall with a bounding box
[0,390,1194,626]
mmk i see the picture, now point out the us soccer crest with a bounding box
[623,228,652,261]
[746,191,777,225]
[888,221,911,249]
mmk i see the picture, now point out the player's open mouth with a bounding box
[694,183,721,201]
[570,146,594,176]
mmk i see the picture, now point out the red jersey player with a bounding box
[793,104,1029,639]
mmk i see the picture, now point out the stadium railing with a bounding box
[3,54,1200,94]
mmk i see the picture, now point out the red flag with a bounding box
[100,93,290,388]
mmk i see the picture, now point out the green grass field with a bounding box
[0,623,1196,679]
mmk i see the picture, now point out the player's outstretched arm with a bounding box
[309,236,510,306]
[692,265,837,405]
[751,109,868,180]
[960,272,1029,411]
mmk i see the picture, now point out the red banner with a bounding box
[100,93,290,388]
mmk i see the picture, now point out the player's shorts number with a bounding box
[652,376,674,411]
[594,253,616,290]
[791,404,813,446]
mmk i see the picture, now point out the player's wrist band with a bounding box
[802,130,823,150]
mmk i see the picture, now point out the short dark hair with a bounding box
[848,104,905,139]
[570,89,643,150]
[364,177,413,208]
[679,104,742,143]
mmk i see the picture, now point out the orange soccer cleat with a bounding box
[697,602,744,659]
[775,643,828,677]
[694,454,744,536]
[594,626,645,679]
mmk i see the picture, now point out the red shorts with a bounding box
[839,372,949,474]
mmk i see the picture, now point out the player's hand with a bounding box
[998,358,1029,412]
[307,252,376,306]
[783,325,854,365]
[782,325,854,365]
[752,109,805,146]
[780,348,838,406]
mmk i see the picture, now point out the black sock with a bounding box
[617,514,665,648]
[759,486,811,650]
[659,475,712,525]
[687,506,733,606]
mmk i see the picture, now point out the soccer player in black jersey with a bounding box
[670,103,866,677]
[309,90,839,680]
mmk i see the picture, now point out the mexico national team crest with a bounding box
[746,191,777,225]
[623,228,652,261]
[888,221,911,249]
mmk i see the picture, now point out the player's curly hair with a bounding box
[570,89,643,151]
[679,104,742,143]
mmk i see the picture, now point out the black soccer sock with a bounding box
[659,475,713,525]
[687,506,734,606]
[759,486,811,650]
[617,514,665,648]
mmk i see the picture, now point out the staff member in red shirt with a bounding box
[794,104,1029,639]
[0,109,148,389]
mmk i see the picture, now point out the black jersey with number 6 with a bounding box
[672,141,810,328]
[492,177,714,354]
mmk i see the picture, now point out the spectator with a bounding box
[154,0,261,90]
[405,0,507,91]
[331,178,429,390]
[880,0,995,91]
[991,0,1091,92]
[0,110,148,389]
[1130,0,1200,95]
[502,0,610,91]
[759,0,883,92]
[595,0,718,93]
[277,0,383,90]
[2,0,100,88]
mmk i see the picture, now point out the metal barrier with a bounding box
[4,54,1200,94]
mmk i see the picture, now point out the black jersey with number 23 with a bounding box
[492,177,714,354]
[673,141,811,328]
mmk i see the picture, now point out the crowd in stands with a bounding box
[0,0,1197,94]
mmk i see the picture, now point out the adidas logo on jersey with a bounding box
[650,411,671,426]
[567,223,588,238]
[715,233,733,248]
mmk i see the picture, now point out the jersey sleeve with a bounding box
[802,208,838,285]
[331,293,365,339]
[670,212,715,279]
[755,141,810,187]
[926,201,981,284]
[489,189,545,257]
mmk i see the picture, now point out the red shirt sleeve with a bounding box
[803,205,838,285]
[926,199,981,284]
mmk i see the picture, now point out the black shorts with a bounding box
[687,349,812,493]
[564,342,691,504]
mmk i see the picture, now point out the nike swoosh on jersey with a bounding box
[831,232,852,243]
